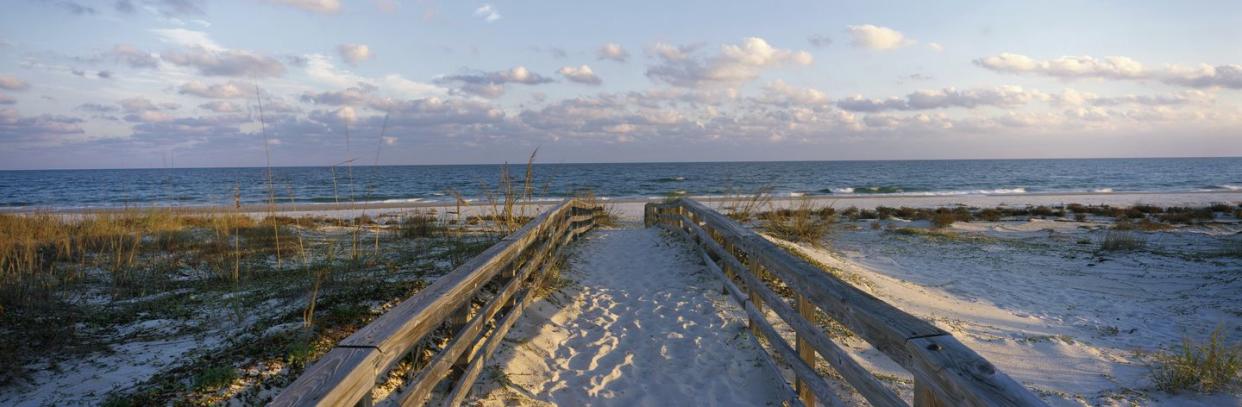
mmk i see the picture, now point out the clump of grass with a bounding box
[399,215,443,239]
[930,212,956,229]
[720,186,773,223]
[762,198,833,245]
[192,365,238,392]
[577,191,620,227]
[1099,230,1145,252]
[1151,328,1241,393]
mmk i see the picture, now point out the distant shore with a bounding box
[6,190,1240,220]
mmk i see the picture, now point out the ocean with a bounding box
[0,158,1239,209]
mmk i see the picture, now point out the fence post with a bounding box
[796,293,816,407]
[914,380,944,407]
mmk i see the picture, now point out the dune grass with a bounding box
[761,197,834,245]
[1152,327,1242,393]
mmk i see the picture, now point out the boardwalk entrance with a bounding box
[274,198,1044,406]
[469,227,786,405]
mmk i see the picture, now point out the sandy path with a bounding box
[468,227,786,406]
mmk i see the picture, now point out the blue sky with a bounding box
[0,0,1239,169]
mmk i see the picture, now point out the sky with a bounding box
[0,0,1239,169]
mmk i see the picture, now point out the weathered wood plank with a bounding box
[275,200,579,407]
[669,199,1044,407]
[269,347,381,407]
[440,232,575,407]
[393,216,572,406]
[905,335,1044,406]
[675,215,906,407]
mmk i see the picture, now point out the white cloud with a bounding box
[976,53,1241,89]
[975,53,1144,79]
[598,43,629,62]
[558,65,602,85]
[150,28,222,51]
[178,80,249,98]
[846,25,913,50]
[646,37,813,88]
[474,4,501,22]
[267,0,341,13]
[337,43,372,66]
[927,42,944,52]
[199,101,242,113]
[437,66,554,98]
[0,74,30,91]
[837,85,1045,111]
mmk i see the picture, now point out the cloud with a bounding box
[437,66,554,98]
[115,0,136,13]
[119,98,178,114]
[846,24,913,50]
[558,65,602,85]
[837,85,1043,112]
[163,47,286,77]
[147,0,206,16]
[927,42,944,52]
[0,93,15,105]
[267,0,341,13]
[761,80,829,106]
[198,100,242,113]
[1051,88,1213,107]
[42,1,97,15]
[975,52,1241,89]
[110,44,160,68]
[151,28,222,51]
[0,107,86,146]
[598,43,629,62]
[178,80,250,98]
[78,103,119,113]
[1162,64,1242,89]
[807,34,832,48]
[301,83,379,106]
[474,4,501,22]
[0,75,30,91]
[337,43,372,66]
[646,37,813,88]
[974,53,1144,79]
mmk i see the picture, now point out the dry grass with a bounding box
[720,186,773,223]
[762,197,833,245]
[1099,230,1145,252]
[1151,327,1241,393]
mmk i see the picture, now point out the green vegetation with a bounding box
[1099,231,1146,252]
[761,198,834,245]
[1151,328,1241,393]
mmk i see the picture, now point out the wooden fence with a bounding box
[646,198,1047,407]
[272,199,602,407]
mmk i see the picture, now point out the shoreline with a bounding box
[3,190,1240,216]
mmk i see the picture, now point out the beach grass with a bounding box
[1151,327,1241,393]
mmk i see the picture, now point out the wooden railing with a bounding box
[646,199,1046,407]
[273,199,602,407]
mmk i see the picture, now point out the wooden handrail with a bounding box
[272,199,602,406]
[646,199,1046,407]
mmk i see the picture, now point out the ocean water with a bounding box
[0,158,1239,209]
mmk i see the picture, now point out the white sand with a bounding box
[774,219,1242,406]
[467,226,787,406]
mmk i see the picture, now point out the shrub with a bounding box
[978,208,1002,222]
[399,215,442,239]
[930,212,956,229]
[1151,328,1241,393]
[192,365,238,392]
[1099,231,1145,251]
[765,198,833,245]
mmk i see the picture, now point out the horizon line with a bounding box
[2,154,1240,172]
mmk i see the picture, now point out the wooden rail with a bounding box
[272,199,603,407]
[646,199,1047,407]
